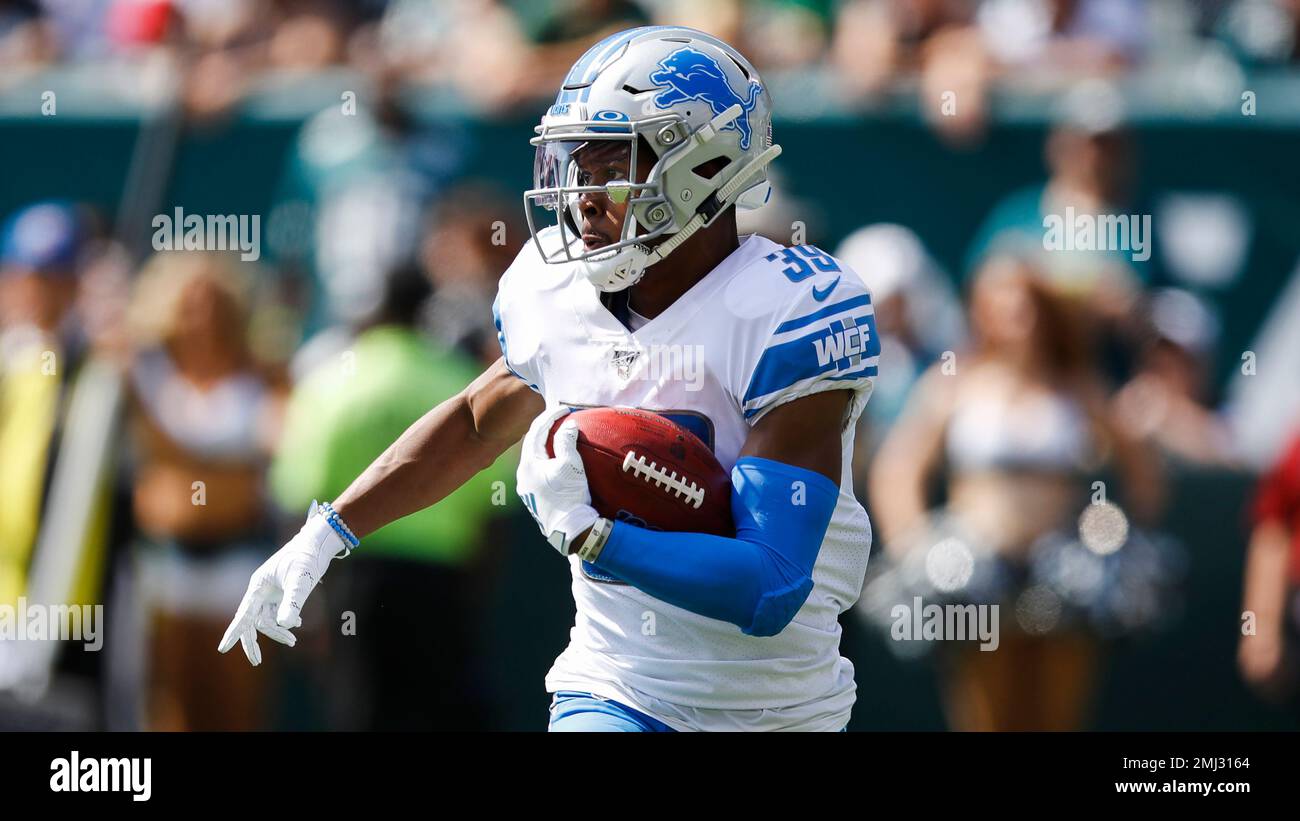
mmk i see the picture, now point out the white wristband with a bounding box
[575,517,613,563]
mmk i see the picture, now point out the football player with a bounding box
[220,26,880,732]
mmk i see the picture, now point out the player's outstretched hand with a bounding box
[218,503,353,666]
[516,405,599,555]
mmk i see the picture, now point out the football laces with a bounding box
[621,450,705,510]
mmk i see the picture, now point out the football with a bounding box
[547,407,734,536]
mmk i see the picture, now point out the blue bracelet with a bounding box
[318,501,360,552]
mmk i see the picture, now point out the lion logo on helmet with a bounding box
[648,47,763,150]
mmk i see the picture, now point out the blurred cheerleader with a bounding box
[869,251,1165,731]
[125,251,284,730]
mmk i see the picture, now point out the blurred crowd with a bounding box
[2,0,1300,133]
[1,3,1299,732]
[0,189,518,730]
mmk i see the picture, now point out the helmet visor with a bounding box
[524,132,669,265]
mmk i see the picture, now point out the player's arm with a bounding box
[735,387,847,476]
[333,357,544,538]
[523,391,849,638]
[219,357,543,665]
[592,391,846,637]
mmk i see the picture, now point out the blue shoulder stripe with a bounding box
[774,294,872,334]
[743,311,880,409]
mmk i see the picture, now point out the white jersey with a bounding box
[493,229,878,731]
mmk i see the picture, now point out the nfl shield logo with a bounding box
[610,345,641,380]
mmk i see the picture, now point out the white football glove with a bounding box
[516,406,599,555]
[218,502,352,666]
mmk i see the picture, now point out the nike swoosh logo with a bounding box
[812,276,841,302]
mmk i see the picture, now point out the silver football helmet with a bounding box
[524,26,782,292]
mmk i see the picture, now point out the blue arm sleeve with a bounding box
[591,456,840,637]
